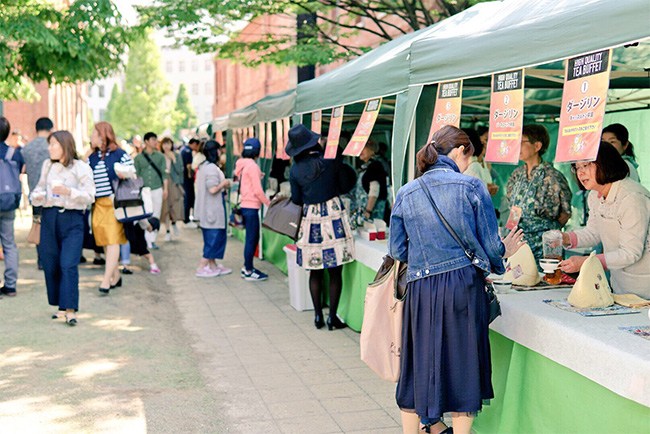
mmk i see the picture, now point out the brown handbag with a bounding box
[27,215,41,245]
[360,256,407,382]
[262,196,303,240]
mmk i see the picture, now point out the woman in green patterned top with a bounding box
[506,124,572,261]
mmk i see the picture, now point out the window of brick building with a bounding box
[192,60,198,72]
[192,83,199,95]
[205,59,212,71]
[98,85,105,98]
[179,61,185,72]
[204,82,212,94]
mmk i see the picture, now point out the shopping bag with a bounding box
[360,256,407,382]
[262,196,302,240]
[229,205,244,229]
[27,216,41,245]
[114,187,153,223]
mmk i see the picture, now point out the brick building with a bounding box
[213,11,415,117]
[3,81,89,148]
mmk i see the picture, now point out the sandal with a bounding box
[65,314,77,326]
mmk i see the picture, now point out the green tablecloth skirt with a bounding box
[234,229,649,432]
[474,331,649,434]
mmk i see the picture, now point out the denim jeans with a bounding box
[201,228,227,260]
[241,208,260,271]
[0,210,18,290]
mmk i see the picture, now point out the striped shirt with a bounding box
[92,151,133,198]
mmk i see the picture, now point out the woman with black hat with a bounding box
[287,124,355,330]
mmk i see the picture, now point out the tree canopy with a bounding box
[0,0,136,100]
[106,32,178,140]
[174,84,197,141]
[138,0,481,67]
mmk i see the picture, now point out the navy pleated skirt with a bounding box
[396,265,494,421]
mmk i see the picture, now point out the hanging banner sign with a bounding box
[556,49,611,163]
[343,98,382,157]
[275,119,289,160]
[258,122,266,158]
[485,69,525,164]
[265,122,273,160]
[233,129,242,156]
[325,106,344,159]
[311,110,322,135]
[428,80,463,140]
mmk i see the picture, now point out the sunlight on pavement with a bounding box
[0,395,147,433]
[91,318,144,332]
[0,348,59,368]
[65,358,125,381]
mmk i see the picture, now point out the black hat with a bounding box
[286,124,320,158]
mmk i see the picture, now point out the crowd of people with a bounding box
[0,112,647,433]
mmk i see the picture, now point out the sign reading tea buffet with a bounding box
[485,69,525,164]
[325,106,345,159]
[556,49,611,163]
[343,98,382,157]
[428,80,463,141]
[311,110,322,135]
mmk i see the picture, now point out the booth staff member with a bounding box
[505,124,572,261]
[601,123,640,182]
[356,141,388,222]
[560,142,650,299]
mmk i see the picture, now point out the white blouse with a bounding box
[30,160,96,210]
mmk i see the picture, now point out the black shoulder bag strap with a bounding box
[416,177,479,267]
[417,176,501,322]
[143,152,164,184]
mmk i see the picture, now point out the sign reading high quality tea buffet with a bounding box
[343,98,382,157]
[485,69,525,164]
[556,49,611,163]
[428,80,463,140]
[325,106,344,159]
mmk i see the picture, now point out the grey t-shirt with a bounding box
[22,137,50,193]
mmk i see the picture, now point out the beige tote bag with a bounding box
[360,257,407,383]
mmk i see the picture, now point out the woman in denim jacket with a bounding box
[389,126,524,434]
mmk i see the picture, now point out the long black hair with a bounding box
[203,140,222,164]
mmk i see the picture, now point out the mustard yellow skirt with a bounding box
[92,196,126,246]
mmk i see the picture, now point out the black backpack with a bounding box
[0,148,22,212]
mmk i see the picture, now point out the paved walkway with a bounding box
[1,215,401,433]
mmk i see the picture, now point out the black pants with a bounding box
[183,180,195,223]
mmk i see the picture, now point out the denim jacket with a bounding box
[389,156,505,283]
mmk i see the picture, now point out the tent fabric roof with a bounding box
[409,0,650,86]
[295,2,499,114]
[212,88,296,130]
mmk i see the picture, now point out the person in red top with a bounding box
[234,138,271,281]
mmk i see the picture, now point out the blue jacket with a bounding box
[389,156,505,283]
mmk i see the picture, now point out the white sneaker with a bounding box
[172,224,180,236]
[164,232,172,242]
[185,222,198,229]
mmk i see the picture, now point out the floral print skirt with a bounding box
[296,196,355,270]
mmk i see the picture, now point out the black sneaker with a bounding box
[79,256,87,264]
[93,257,106,265]
[240,268,268,281]
[1,286,16,297]
[121,267,133,275]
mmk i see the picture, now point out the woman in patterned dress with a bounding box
[505,124,572,261]
[287,125,355,330]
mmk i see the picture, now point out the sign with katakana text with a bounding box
[325,106,344,159]
[485,69,525,164]
[556,49,611,163]
[343,98,382,157]
[428,80,463,140]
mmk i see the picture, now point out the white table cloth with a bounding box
[491,287,650,407]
